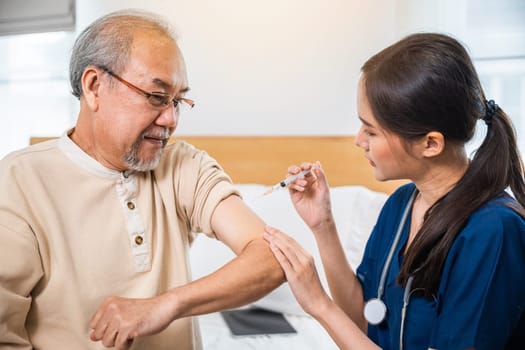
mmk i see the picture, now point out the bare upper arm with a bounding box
[210,194,266,254]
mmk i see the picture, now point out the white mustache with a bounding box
[142,128,170,140]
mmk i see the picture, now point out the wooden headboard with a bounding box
[30,136,405,194]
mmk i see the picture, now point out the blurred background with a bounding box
[1,0,524,158]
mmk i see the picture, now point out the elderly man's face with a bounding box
[94,29,190,171]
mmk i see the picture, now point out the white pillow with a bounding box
[330,186,388,271]
[189,184,388,316]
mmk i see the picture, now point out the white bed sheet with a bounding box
[198,312,339,350]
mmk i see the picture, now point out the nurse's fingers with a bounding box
[263,226,307,270]
[267,239,293,274]
[115,332,134,350]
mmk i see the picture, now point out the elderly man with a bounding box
[0,9,283,350]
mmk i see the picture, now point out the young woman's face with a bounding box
[354,77,416,182]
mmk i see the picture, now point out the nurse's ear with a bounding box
[419,131,445,159]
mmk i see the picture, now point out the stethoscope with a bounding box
[363,189,418,350]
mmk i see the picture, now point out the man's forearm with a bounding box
[166,238,285,319]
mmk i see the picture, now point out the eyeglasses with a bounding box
[102,68,195,111]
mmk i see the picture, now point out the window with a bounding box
[396,0,525,154]
[475,59,525,152]
[464,0,525,59]
[0,31,77,158]
[466,0,525,153]
[0,0,75,36]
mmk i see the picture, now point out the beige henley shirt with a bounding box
[0,131,238,349]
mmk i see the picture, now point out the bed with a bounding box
[174,136,404,349]
[30,135,404,349]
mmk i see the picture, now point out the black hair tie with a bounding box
[483,99,499,125]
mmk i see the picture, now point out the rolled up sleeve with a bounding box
[168,142,239,237]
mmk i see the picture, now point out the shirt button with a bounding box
[127,201,135,210]
[135,235,144,245]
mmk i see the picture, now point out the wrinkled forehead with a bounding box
[125,28,189,90]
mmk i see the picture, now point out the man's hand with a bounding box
[89,294,176,349]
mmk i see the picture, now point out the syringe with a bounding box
[263,169,312,196]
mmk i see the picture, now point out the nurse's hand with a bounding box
[286,162,333,230]
[89,294,175,349]
[263,226,331,317]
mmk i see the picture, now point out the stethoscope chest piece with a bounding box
[364,298,387,325]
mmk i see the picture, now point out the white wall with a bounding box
[74,0,397,136]
[0,0,399,158]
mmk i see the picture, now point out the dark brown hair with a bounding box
[361,33,525,297]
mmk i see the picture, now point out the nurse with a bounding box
[264,33,525,349]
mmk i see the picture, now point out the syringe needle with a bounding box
[263,169,312,196]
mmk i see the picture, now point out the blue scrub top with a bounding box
[356,183,525,350]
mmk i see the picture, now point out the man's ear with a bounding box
[81,66,102,111]
[421,131,445,158]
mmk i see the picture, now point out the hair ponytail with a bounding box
[477,103,525,209]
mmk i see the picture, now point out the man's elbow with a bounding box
[264,254,286,289]
[249,238,286,293]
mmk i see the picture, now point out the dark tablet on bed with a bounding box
[220,307,297,336]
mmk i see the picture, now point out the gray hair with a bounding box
[69,9,178,99]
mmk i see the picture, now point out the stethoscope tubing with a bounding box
[363,189,418,342]
[377,190,417,299]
